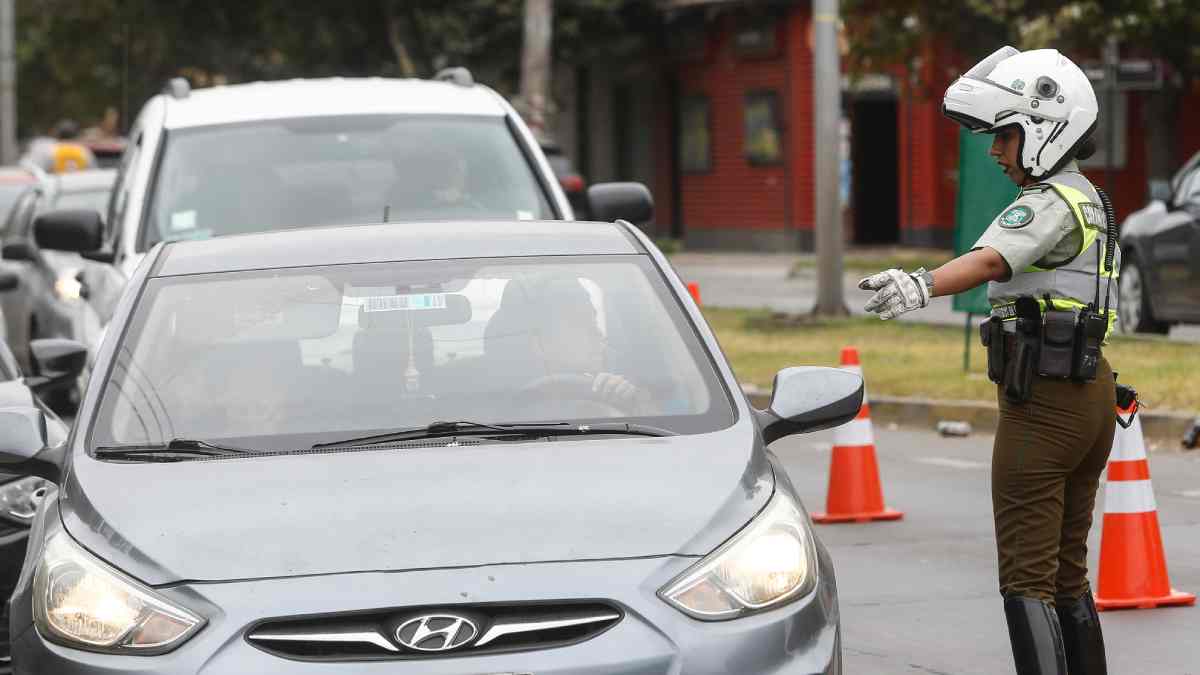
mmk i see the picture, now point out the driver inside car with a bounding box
[485,275,656,416]
[385,142,481,219]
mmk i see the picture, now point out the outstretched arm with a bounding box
[928,246,1010,297]
[858,247,1011,320]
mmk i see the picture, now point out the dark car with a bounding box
[0,170,114,380]
[0,333,78,667]
[3,219,858,673]
[541,140,589,219]
[1118,150,1200,333]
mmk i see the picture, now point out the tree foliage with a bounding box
[844,0,1200,87]
[14,0,654,137]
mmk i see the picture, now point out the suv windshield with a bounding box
[91,255,733,453]
[141,115,554,250]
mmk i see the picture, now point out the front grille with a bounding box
[246,601,622,661]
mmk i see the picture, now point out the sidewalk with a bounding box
[671,251,1200,342]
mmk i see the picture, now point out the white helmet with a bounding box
[943,46,1098,179]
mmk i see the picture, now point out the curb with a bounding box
[742,386,1196,448]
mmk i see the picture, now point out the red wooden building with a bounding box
[557,0,1200,251]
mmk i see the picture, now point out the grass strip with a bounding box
[703,307,1200,413]
[789,247,954,277]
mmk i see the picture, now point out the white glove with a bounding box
[858,268,931,320]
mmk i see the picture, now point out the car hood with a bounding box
[61,423,771,585]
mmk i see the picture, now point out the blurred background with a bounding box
[1,0,1198,251]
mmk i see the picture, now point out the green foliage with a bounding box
[844,0,1200,89]
[13,0,656,137]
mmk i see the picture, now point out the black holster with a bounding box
[1004,298,1043,403]
[980,317,1006,385]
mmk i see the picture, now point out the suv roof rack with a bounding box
[163,77,191,100]
[433,67,474,87]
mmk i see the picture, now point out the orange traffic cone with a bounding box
[687,282,702,305]
[812,346,903,524]
[1094,404,1195,611]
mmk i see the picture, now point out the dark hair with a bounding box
[1075,136,1097,161]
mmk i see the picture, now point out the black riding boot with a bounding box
[1003,595,1068,675]
[1055,593,1107,675]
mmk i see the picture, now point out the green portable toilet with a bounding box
[953,128,1019,316]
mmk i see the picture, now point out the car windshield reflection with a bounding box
[90,255,732,455]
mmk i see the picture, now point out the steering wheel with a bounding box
[514,373,629,417]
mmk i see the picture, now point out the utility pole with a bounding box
[0,0,16,165]
[1102,36,1118,195]
[812,0,846,315]
[519,0,553,141]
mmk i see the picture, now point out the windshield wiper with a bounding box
[311,419,676,450]
[93,438,262,462]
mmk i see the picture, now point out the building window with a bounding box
[744,90,782,165]
[680,95,711,173]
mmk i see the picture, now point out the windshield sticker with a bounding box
[363,293,447,313]
[170,210,197,231]
[516,210,534,221]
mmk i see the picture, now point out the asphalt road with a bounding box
[672,252,1200,342]
[772,426,1200,674]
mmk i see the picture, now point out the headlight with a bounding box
[0,476,53,524]
[659,491,818,620]
[54,270,83,301]
[33,533,204,653]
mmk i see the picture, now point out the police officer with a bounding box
[858,47,1115,675]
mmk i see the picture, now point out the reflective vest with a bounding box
[988,170,1120,337]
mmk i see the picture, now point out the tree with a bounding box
[843,0,1200,176]
[13,0,650,137]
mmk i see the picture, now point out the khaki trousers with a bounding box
[992,358,1116,602]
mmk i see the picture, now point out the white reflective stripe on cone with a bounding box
[833,416,874,447]
[1104,479,1157,514]
[1109,414,1147,462]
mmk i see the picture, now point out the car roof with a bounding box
[163,78,507,129]
[49,168,117,192]
[154,221,644,276]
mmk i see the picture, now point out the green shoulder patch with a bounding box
[998,204,1035,229]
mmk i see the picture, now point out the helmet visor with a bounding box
[963,46,1021,81]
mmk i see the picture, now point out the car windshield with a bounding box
[53,188,111,213]
[141,115,554,250]
[91,255,733,453]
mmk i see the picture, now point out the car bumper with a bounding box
[0,527,31,666]
[13,553,839,674]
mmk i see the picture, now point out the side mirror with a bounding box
[587,182,654,225]
[33,209,104,253]
[0,269,18,292]
[1,241,35,262]
[81,248,117,263]
[1148,179,1172,206]
[0,407,62,482]
[755,366,864,444]
[27,338,88,397]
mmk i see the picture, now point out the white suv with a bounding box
[33,70,651,349]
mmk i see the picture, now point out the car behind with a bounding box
[1118,149,1200,333]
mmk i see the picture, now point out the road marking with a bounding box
[914,456,990,470]
[1178,489,1200,499]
